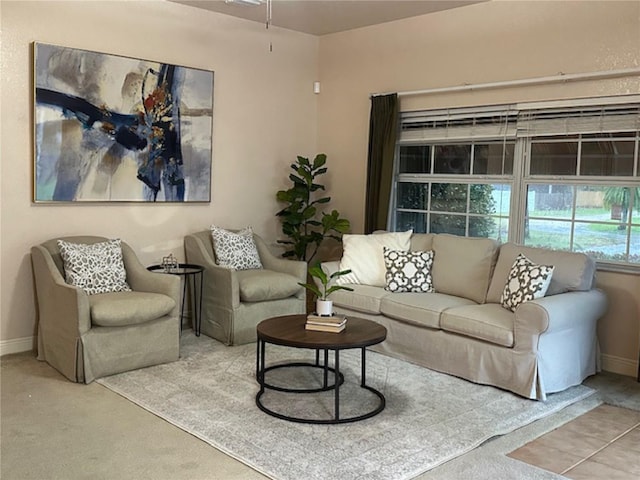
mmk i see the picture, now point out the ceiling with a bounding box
[169,0,486,36]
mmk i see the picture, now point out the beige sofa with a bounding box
[321,233,607,400]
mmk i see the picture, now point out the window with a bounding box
[390,98,640,270]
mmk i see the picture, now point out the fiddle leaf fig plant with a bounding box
[276,153,350,262]
[298,263,354,301]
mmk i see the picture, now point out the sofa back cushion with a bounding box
[486,243,596,303]
[410,233,435,252]
[431,234,499,304]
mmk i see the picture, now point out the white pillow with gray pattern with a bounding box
[501,253,554,311]
[57,239,131,295]
[383,247,435,293]
[210,226,263,270]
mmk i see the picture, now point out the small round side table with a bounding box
[147,263,204,336]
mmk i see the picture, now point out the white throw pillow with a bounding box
[57,239,131,295]
[501,253,554,312]
[336,230,413,287]
[384,247,435,293]
[210,226,263,270]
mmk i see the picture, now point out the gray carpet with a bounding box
[98,332,595,480]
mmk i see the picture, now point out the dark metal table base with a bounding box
[255,341,385,424]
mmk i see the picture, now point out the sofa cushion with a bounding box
[501,254,554,312]
[210,226,263,271]
[330,284,390,314]
[410,233,435,252]
[237,269,302,302]
[90,291,175,327]
[380,293,477,329]
[431,234,499,304]
[58,239,131,295]
[486,243,596,304]
[383,248,434,293]
[440,304,515,347]
[336,231,412,287]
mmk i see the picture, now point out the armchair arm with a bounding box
[254,235,307,283]
[121,242,180,314]
[31,245,91,336]
[184,233,240,309]
[514,290,607,352]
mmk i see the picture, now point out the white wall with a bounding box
[1,0,319,347]
[316,0,640,375]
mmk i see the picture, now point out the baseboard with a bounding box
[601,353,639,378]
[0,336,35,357]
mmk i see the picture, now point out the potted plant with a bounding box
[298,263,353,316]
[276,153,350,262]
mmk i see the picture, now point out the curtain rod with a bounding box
[371,68,640,98]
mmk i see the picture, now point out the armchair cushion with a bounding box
[58,239,131,295]
[210,226,263,270]
[237,269,303,302]
[90,291,176,327]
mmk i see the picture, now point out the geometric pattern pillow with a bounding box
[500,253,554,312]
[57,239,131,295]
[210,225,263,270]
[383,247,435,293]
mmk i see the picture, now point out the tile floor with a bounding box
[508,404,640,479]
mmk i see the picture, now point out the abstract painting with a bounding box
[34,43,213,202]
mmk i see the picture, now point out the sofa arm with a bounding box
[514,290,608,351]
[185,234,241,309]
[254,235,307,282]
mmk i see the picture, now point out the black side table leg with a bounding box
[196,271,203,336]
[180,276,188,334]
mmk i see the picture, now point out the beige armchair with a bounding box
[184,230,306,345]
[31,236,181,383]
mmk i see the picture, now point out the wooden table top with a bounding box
[256,314,387,350]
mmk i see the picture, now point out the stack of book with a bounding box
[305,313,347,333]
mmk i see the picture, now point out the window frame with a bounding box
[390,95,640,273]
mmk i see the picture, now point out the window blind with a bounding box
[399,107,517,143]
[400,101,640,143]
[516,105,640,137]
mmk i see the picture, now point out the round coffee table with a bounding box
[255,314,387,424]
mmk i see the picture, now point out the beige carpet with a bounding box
[98,332,595,480]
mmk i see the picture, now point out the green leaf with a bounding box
[297,156,310,167]
[330,269,352,280]
[289,174,305,185]
[325,285,354,297]
[313,153,327,169]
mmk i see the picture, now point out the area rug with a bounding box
[97,332,595,480]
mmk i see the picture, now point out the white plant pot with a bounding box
[316,299,333,317]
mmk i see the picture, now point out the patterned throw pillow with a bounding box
[501,253,554,312]
[383,247,435,293]
[210,226,263,270]
[57,239,131,295]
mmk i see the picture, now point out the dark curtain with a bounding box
[364,93,399,234]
